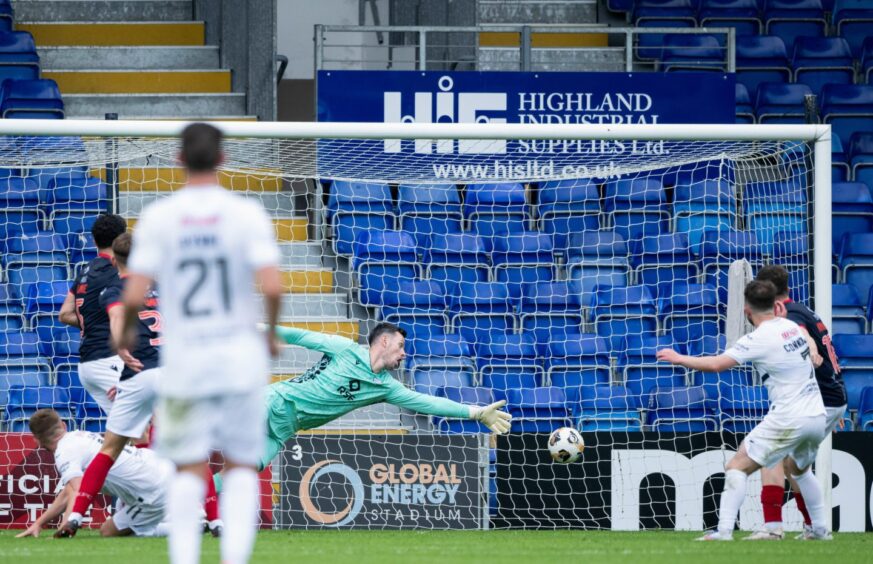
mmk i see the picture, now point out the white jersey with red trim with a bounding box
[724,317,826,421]
[54,431,172,507]
[127,185,280,398]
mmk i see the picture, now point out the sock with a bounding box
[761,485,784,526]
[72,452,115,516]
[792,470,826,530]
[794,493,813,526]
[168,471,205,564]
[717,469,748,535]
[220,468,259,564]
[204,468,220,522]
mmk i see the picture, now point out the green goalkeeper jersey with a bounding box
[266,326,472,442]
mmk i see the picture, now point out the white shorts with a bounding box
[825,404,848,435]
[156,387,265,467]
[78,356,123,414]
[112,499,166,537]
[106,368,159,439]
[744,413,827,470]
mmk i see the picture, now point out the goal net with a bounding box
[0,122,830,532]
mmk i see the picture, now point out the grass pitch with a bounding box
[2,530,871,563]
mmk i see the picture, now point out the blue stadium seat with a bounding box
[863,37,873,84]
[608,0,634,13]
[482,372,540,402]
[590,285,659,351]
[687,335,755,399]
[858,386,873,430]
[41,175,108,217]
[379,280,447,340]
[0,79,64,119]
[832,334,873,409]
[29,166,88,192]
[567,230,630,304]
[672,180,736,251]
[24,280,69,325]
[830,283,866,334]
[720,384,769,432]
[839,233,873,299]
[407,333,475,376]
[423,233,490,295]
[0,283,21,316]
[832,135,850,182]
[658,282,722,347]
[328,181,394,255]
[617,334,687,398]
[50,212,99,239]
[832,0,873,58]
[414,369,473,395]
[353,230,419,307]
[604,177,669,241]
[67,232,97,269]
[3,233,68,281]
[821,84,873,147]
[736,83,755,124]
[629,233,697,293]
[537,179,600,250]
[764,0,826,50]
[77,394,106,430]
[647,386,718,432]
[0,176,43,236]
[491,232,555,298]
[755,82,813,124]
[849,133,873,189]
[833,182,873,255]
[700,230,763,302]
[4,386,72,431]
[0,2,11,32]
[575,385,643,431]
[736,36,791,97]
[660,34,727,72]
[506,387,571,433]
[745,181,807,256]
[433,387,495,433]
[699,0,762,35]
[474,333,541,380]
[37,325,79,372]
[543,334,611,399]
[792,37,854,94]
[519,281,584,345]
[396,183,463,241]
[448,281,517,342]
[0,365,49,409]
[632,0,698,60]
[0,32,40,82]
[465,182,527,239]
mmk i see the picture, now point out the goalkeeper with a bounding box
[222,322,511,479]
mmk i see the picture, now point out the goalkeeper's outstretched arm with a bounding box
[271,325,355,356]
[383,380,512,434]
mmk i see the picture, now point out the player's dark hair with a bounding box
[112,232,132,268]
[756,264,790,297]
[91,213,127,249]
[745,280,779,313]
[29,409,61,443]
[368,322,407,346]
[181,122,223,172]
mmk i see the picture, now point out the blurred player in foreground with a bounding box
[745,265,847,540]
[122,123,281,564]
[20,409,172,538]
[657,280,831,541]
[212,321,511,487]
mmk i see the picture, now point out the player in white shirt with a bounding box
[657,280,831,541]
[18,409,172,538]
[120,123,282,564]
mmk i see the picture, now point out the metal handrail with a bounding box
[314,24,736,74]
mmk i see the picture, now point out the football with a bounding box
[547,427,585,463]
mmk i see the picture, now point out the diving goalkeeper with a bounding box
[233,322,511,475]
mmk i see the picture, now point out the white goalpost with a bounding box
[0,119,832,531]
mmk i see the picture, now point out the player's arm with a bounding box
[383,380,512,434]
[656,349,739,373]
[798,326,824,368]
[274,325,356,356]
[15,482,73,538]
[59,291,79,328]
[59,477,82,527]
[257,265,282,358]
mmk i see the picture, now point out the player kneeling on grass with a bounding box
[19,409,172,538]
[656,280,831,541]
[216,321,511,487]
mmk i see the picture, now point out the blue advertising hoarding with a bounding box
[316,70,735,182]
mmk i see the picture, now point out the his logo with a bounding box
[383,75,507,154]
[299,460,364,526]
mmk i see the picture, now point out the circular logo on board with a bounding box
[299,460,364,527]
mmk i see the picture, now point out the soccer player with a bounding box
[59,213,127,413]
[224,322,512,477]
[744,265,848,540]
[121,123,282,564]
[656,280,831,541]
[20,409,172,539]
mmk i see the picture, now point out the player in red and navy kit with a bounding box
[59,214,127,413]
[747,265,848,540]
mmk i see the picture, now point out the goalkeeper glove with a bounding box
[469,400,512,434]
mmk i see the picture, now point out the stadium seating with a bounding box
[3,386,71,431]
[506,387,572,432]
[764,0,827,49]
[423,233,490,294]
[822,84,873,148]
[660,34,727,72]
[519,281,585,345]
[605,177,669,241]
[575,385,643,431]
[863,37,873,84]
[491,232,555,298]
[379,280,448,339]
[406,333,476,377]
[672,180,736,251]
[433,386,495,433]
[839,233,873,299]
[543,334,611,400]
[353,230,419,307]
[0,78,64,119]
[831,283,867,333]
[755,82,813,124]
[658,282,722,346]
[629,233,697,293]
[736,36,791,99]
[833,135,850,181]
[474,333,542,381]
[567,230,630,304]
[792,37,855,94]
[832,0,873,57]
[590,284,659,352]
[328,181,394,255]
[617,334,687,398]
[449,281,517,342]
[832,334,873,409]
[849,133,873,188]
[832,182,873,256]
[647,385,718,432]
[698,0,761,35]
[735,83,755,123]
[464,182,527,239]
[719,384,769,432]
[700,230,763,301]
[0,31,39,82]
[859,386,873,430]
[413,369,473,395]
[397,183,463,240]
[537,179,600,250]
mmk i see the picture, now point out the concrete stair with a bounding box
[478,0,597,24]
[15,0,247,119]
